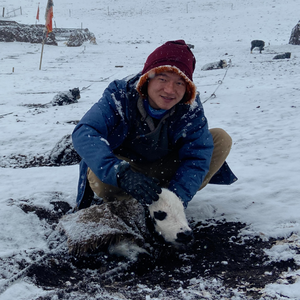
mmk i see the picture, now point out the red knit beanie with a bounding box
[136,40,197,104]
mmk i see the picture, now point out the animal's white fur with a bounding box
[108,240,149,261]
[201,59,227,71]
[148,188,192,247]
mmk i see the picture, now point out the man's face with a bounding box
[147,71,187,110]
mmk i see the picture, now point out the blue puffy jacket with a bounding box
[72,73,236,208]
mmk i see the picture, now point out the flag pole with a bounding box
[39,0,53,70]
[39,32,46,70]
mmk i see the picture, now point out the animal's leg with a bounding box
[108,240,150,261]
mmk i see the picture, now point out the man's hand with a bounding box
[117,164,161,205]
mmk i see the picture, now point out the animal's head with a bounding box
[70,88,81,100]
[148,189,194,249]
[219,59,227,69]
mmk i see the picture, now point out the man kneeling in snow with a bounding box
[73,40,237,211]
[71,40,237,253]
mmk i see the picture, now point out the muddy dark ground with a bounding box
[10,200,297,300]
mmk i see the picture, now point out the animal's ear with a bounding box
[154,211,167,221]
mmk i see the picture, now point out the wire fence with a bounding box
[2,6,22,18]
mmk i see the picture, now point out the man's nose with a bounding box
[164,81,176,94]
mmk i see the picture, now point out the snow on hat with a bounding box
[136,40,197,104]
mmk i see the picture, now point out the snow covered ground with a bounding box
[0,0,300,299]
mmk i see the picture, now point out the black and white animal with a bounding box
[201,59,227,71]
[250,40,265,53]
[109,189,193,259]
[51,87,80,106]
[148,188,193,248]
[58,188,193,261]
[273,52,291,60]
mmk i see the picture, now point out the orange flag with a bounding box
[36,4,40,21]
[45,0,54,36]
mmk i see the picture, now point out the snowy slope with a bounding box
[1,0,300,299]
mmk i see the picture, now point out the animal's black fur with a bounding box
[251,40,265,53]
[273,52,291,59]
[154,211,167,221]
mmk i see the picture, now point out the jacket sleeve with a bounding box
[168,98,214,207]
[72,80,128,187]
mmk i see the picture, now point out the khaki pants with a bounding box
[87,128,232,202]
